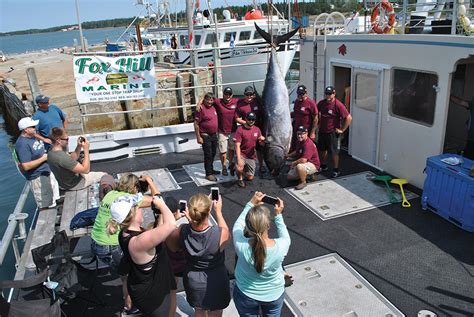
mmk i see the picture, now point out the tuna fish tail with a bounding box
[254,23,300,46]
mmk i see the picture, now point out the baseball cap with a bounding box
[223,87,233,95]
[324,86,335,95]
[246,112,256,121]
[110,193,143,224]
[296,125,308,133]
[18,117,39,131]
[244,86,255,95]
[297,85,307,95]
[35,95,50,104]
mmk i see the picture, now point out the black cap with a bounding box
[244,86,255,94]
[325,86,335,95]
[296,125,308,133]
[223,87,233,95]
[297,85,307,95]
[246,112,256,121]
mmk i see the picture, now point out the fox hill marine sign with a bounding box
[73,53,156,103]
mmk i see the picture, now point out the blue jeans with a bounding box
[233,285,285,317]
[90,240,123,272]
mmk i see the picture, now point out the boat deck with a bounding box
[14,149,474,316]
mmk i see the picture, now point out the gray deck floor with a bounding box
[16,149,474,317]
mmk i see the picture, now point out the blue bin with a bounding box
[422,154,474,232]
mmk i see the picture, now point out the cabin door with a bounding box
[349,68,381,167]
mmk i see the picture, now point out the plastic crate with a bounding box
[422,154,474,232]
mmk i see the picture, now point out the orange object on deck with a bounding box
[244,9,264,20]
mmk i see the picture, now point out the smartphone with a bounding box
[211,187,219,201]
[262,195,279,206]
[138,180,149,193]
[78,136,85,143]
[179,200,187,213]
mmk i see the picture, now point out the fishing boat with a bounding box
[1,0,473,316]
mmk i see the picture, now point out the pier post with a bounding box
[213,14,223,98]
[26,68,41,106]
[176,74,187,123]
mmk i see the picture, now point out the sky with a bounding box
[0,0,258,33]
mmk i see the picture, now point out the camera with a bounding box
[262,195,279,206]
[210,187,219,201]
[138,180,149,193]
[179,200,187,213]
[78,136,85,143]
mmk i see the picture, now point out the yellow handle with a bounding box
[398,184,411,208]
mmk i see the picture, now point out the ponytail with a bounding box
[245,205,271,273]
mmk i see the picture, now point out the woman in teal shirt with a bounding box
[232,191,290,316]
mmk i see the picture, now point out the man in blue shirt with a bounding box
[32,95,68,150]
[15,117,60,209]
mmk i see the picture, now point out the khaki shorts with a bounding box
[30,172,60,208]
[288,162,317,178]
[70,172,107,191]
[243,157,256,176]
[218,133,235,154]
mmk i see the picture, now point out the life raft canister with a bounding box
[244,9,264,20]
[371,1,396,34]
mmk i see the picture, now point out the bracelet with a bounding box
[153,194,162,200]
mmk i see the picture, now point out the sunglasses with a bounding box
[245,93,254,96]
[60,137,69,141]
[325,92,334,95]
[224,93,232,96]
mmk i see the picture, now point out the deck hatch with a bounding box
[183,161,236,186]
[118,168,180,193]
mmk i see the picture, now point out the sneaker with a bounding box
[308,174,318,182]
[212,170,221,175]
[122,307,141,317]
[229,163,235,176]
[238,180,246,188]
[295,182,307,190]
[222,167,228,176]
[331,171,341,178]
[206,175,217,182]
[318,165,328,173]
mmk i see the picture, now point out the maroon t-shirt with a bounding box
[317,98,349,134]
[214,97,238,134]
[233,125,262,160]
[236,99,263,127]
[294,97,318,131]
[195,105,218,135]
[296,137,320,168]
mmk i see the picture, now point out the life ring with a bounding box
[371,1,396,34]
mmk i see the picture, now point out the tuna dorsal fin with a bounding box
[254,23,300,46]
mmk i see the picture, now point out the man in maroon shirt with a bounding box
[214,87,238,176]
[291,85,318,151]
[234,112,265,188]
[194,92,219,181]
[317,86,352,178]
[287,126,320,190]
[235,86,265,176]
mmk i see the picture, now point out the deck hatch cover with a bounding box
[183,161,236,186]
[117,168,180,193]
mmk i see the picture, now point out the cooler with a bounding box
[422,154,474,232]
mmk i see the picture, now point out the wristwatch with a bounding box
[153,194,162,200]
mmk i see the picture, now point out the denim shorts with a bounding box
[233,285,285,317]
[90,240,123,273]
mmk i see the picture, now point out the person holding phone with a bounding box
[234,112,265,188]
[286,126,320,190]
[109,194,177,316]
[167,193,231,316]
[232,191,290,316]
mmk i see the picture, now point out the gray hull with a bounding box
[262,50,292,172]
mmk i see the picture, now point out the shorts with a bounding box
[30,174,54,208]
[243,157,256,176]
[70,172,107,190]
[317,132,341,154]
[91,239,125,274]
[288,162,317,178]
[218,133,234,153]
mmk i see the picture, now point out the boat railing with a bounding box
[0,182,33,267]
[311,0,473,36]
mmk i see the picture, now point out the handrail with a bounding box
[0,182,31,265]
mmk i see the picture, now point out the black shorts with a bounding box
[317,132,342,154]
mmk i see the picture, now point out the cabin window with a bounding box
[253,31,262,39]
[180,35,201,47]
[239,31,251,41]
[194,35,201,46]
[390,69,438,126]
[205,33,219,45]
[355,73,377,112]
[224,32,237,42]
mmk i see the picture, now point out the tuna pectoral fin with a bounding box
[254,23,300,46]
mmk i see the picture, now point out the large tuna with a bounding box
[255,23,299,174]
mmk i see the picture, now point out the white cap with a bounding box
[110,193,143,224]
[18,117,39,131]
